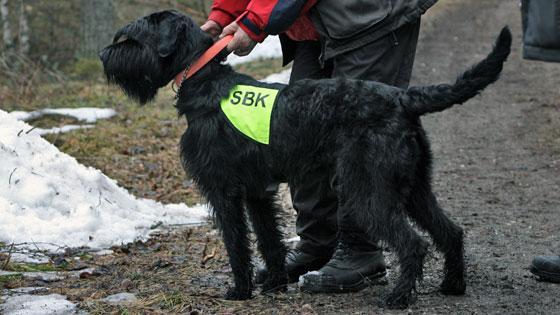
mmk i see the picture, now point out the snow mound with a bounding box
[0,109,207,251]
[1,294,77,315]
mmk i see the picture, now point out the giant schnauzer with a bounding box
[100,10,511,309]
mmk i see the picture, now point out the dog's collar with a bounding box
[173,34,233,90]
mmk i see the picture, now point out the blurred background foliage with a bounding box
[0,0,213,103]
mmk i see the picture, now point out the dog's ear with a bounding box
[157,16,185,57]
[112,11,185,58]
[112,21,156,49]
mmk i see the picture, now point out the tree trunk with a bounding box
[78,0,115,59]
[1,0,13,49]
[18,0,29,55]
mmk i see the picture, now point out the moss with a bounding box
[5,263,58,272]
[79,253,94,261]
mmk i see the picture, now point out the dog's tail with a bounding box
[400,26,511,116]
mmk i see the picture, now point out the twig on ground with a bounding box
[25,126,36,134]
[8,167,17,185]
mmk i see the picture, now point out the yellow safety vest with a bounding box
[220,84,280,145]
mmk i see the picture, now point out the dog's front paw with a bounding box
[440,276,466,295]
[385,290,416,310]
[225,287,252,300]
[261,273,288,294]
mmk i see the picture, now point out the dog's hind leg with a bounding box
[336,136,428,309]
[406,185,466,295]
[246,193,288,293]
[376,204,429,309]
[209,191,253,300]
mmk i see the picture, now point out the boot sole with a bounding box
[299,270,387,293]
[530,266,560,283]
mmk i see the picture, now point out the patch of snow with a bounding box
[284,236,300,243]
[226,36,282,65]
[8,111,43,121]
[0,270,86,283]
[42,108,116,123]
[8,108,117,123]
[0,109,208,253]
[261,68,292,84]
[9,252,51,264]
[102,292,138,304]
[92,249,113,256]
[20,272,67,283]
[298,270,322,286]
[1,294,77,315]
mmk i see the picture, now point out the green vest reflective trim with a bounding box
[220,84,279,145]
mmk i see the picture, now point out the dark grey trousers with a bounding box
[288,19,421,256]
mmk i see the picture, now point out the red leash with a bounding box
[173,34,234,89]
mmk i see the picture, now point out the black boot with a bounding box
[299,240,387,293]
[530,255,560,283]
[255,247,332,285]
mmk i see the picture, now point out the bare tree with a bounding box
[18,0,29,55]
[78,0,115,59]
[1,0,13,49]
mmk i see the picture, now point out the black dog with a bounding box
[100,10,511,309]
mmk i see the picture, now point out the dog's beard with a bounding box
[100,40,164,104]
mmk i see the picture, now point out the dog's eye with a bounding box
[115,35,129,44]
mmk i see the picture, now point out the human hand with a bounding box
[220,22,257,56]
[201,20,222,41]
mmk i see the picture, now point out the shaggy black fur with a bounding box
[100,10,512,309]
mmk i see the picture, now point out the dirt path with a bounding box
[281,0,560,313]
[404,0,560,313]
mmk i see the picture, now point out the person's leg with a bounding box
[288,40,333,83]
[332,19,420,245]
[300,19,422,293]
[290,41,337,257]
[256,40,336,284]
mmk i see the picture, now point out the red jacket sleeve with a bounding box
[238,0,318,42]
[209,0,319,42]
[207,0,251,28]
